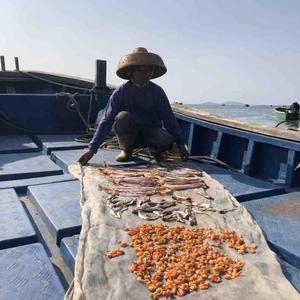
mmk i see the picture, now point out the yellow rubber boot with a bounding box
[115,150,133,162]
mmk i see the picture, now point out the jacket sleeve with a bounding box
[89,91,121,153]
[157,88,184,145]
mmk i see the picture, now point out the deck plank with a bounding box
[0,152,63,181]
[194,161,285,201]
[27,181,81,245]
[243,192,300,269]
[51,148,148,173]
[35,134,88,154]
[0,189,37,249]
[0,243,65,300]
[60,235,79,273]
[0,174,77,193]
[0,135,38,154]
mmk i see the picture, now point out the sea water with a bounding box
[186,104,298,129]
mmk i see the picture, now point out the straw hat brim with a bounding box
[117,52,167,80]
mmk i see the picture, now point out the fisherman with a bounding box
[79,47,189,165]
[290,101,300,114]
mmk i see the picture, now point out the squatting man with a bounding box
[79,47,189,165]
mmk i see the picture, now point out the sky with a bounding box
[1,0,300,105]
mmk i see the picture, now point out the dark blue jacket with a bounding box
[89,81,183,152]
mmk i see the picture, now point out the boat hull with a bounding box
[274,107,299,122]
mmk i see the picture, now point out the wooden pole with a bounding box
[0,56,5,71]
[14,57,19,71]
[95,60,106,88]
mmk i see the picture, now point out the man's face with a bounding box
[130,65,154,87]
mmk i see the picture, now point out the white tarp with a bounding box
[65,163,299,300]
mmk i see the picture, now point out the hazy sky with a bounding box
[1,0,300,105]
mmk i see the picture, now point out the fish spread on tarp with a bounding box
[65,162,299,300]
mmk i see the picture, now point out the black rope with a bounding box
[275,120,288,128]
[20,71,92,92]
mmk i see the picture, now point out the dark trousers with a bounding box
[113,111,174,153]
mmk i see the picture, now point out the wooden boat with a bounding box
[274,106,299,122]
[0,57,299,298]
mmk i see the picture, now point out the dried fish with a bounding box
[189,213,198,226]
[116,206,129,213]
[159,201,176,209]
[138,210,159,220]
[137,198,150,208]
[172,193,191,202]
[109,208,121,219]
[163,182,207,191]
[192,208,217,214]
[173,211,187,224]
[139,205,163,213]
[219,208,236,214]
[162,214,177,222]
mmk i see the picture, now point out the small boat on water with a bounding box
[0,56,300,298]
[274,106,299,122]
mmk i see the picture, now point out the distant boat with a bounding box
[274,107,299,122]
[245,104,250,107]
[221,103,225,106]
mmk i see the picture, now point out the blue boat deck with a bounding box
[0,133,299,298]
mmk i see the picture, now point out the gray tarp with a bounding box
[65,163,299,300]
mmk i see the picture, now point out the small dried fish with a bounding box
[109,208,121,219]
[162,214,177,222]
[138,210,159,220]
[139,205,163,213]
[172,193,191,202]
[121,198,137,206]
[219,208,236,214]
[159,201,176,209]
[174,211,188,224]
[137,199,150,208]
[189,213,198,226]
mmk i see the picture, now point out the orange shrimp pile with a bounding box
[106,249,125,259]
[125,224,257,299]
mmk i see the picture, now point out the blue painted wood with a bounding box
[190,125,218,156]
[218,133,248,170]
[27,181,81,246]
[177,119,191,144]
[194,162,285,202]
[0,152,63,181]
[187,123,194,152]
[35,134,88,154]
[242,139,255,174]
[211,131,222,158]
[0,94,97,134]
[60,235,79,273]
[285,150,297,186]
[50,148,148,173]
[0,135,38,154]
[0,174,77,193]
[243,192,300,269]
[175,112,300,151]
[0,189,37,249]
[0,243,65,300]
[277,257,300,292]
[292,152,300,187]
[249,142,289,185]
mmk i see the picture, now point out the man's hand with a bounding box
[178,143,189,161]
[78,149,94,166]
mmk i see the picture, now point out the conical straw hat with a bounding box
[116,47,167,80]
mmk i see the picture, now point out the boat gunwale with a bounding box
[172,104,300,144]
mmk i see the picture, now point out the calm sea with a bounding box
[186,104,296,129]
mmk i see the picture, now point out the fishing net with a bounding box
[65,162,299,300]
